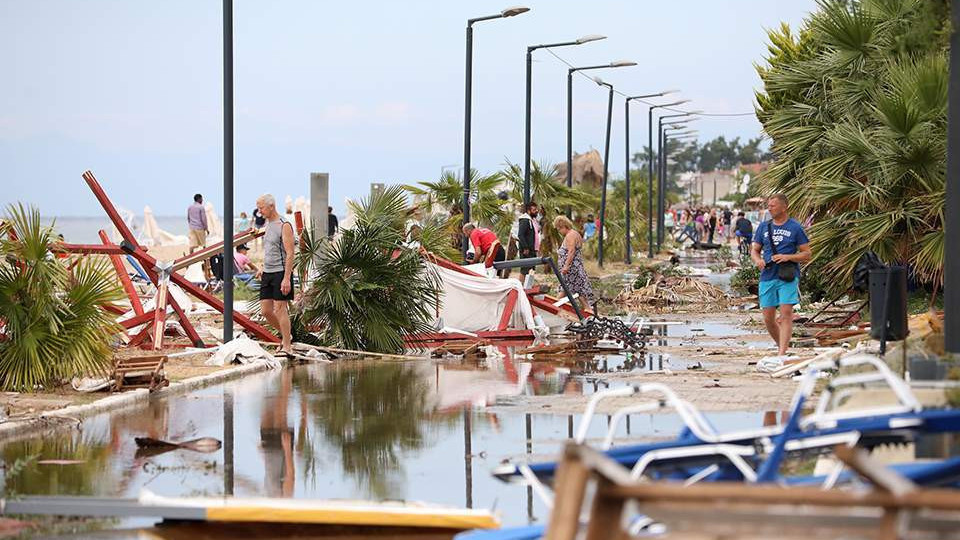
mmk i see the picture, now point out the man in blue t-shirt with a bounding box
[750,193,811,357]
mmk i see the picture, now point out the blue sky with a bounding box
[1,0,814,216]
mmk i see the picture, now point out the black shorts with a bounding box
[259,271,294,301]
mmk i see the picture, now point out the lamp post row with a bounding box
[462,6,701,263]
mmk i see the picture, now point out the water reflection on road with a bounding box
[1,352,777,530]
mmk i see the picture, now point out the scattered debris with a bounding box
[432,340,487,358]
[616,276,731,310]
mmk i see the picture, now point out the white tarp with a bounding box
[205,334,282,369]
[429,262,543,334]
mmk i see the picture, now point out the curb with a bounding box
[0,361,282,443]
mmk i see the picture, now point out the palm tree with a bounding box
[299,186,441,353]
[755,0,947,291]
[403,169,508,229]
[0,204,122,391]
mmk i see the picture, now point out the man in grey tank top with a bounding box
[254,193,295,355]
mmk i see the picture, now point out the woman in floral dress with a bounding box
[553,215,594,312]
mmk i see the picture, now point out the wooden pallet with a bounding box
[112,355,168,391]
[431,340,487,358]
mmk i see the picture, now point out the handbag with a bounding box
[766,221,798,282]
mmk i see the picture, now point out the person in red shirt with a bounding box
[461,223,506,276]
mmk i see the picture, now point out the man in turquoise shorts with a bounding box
[751,193,811,357]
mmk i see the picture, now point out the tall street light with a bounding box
[657,111,698,248]
[462,6,529,256]
[624,91,676,264]
[658,118,697,211]
[647,100,689,257]
[595,77,615,267]
[566,61,637,192]
[661,129,698,223]
[223,0,235,341]
[524,34,606,205]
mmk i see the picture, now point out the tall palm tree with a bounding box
[0,204,122,391]
[403,169,508,229]
[755,0,947,290]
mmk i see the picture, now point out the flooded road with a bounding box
[2,353,779,532]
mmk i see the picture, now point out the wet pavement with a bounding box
[2,353,782,534]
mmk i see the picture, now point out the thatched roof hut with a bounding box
[553,149,604,190]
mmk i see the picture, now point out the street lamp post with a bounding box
[624,91,675,264]
[660,129,696,245]
[223,0,234,342]
[463,6,529,256]
[524,35,605,205]
[656,111,698,249]
[646,100,689,257]
[566,61,637,192]
[596,78,614,267]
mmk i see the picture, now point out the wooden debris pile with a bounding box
[431,339,487,358]
[616,275,730,310]
[516,339,610,360]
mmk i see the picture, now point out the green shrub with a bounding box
[0,204,122,390]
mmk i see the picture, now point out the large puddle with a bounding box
[2,357,781,533]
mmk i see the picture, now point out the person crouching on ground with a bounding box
[750,193,811,357]
[462,223,506,277]
[255,194,295,356]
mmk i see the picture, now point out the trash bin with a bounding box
[869,266,908,341]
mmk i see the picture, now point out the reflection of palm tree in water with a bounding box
[296,362,438,500]
[261,369,295,497]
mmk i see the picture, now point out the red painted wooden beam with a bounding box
[99,230,144,316]
[497,289,519,331]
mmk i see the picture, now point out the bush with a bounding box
[0,204,122,390]
[729,254,760,296]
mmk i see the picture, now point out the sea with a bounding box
[44,216,228,243]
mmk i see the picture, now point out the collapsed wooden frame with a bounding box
[52,171,280,349]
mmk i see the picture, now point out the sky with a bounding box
[1,0,815,217]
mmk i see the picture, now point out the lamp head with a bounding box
[576,34,606,44]
[501,6,530,17]
[610,60,637,68]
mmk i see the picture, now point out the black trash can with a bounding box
[869,266,908,341]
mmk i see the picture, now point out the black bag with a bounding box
[766,221,798,282]
[853,251,886,292]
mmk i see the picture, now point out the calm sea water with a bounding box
[45,216,230,243]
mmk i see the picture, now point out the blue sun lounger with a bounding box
[493,354,960,491]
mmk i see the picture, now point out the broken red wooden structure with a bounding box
[54,171,280,349]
